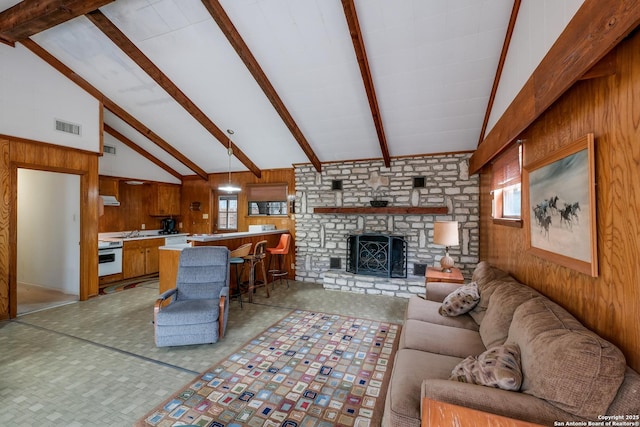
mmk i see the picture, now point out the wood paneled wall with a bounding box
[0,135,99,319]
[99,181,171,232]
[479,31,640,372]
[182,168,296,239]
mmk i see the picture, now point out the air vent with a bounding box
[413,263,427,276]
[103,144,116,155]
[55,119,81,136]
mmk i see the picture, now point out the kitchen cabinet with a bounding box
[148,183,181,216]
[123,238,164,279]
[99,176,120,198]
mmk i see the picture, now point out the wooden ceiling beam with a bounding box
[470,0,640,174]
[477,0,521,145]
[341,0,391,168]
[200,0,322,173]
[104,124,183,182]
[86,9,262,179]
[0,0,114,43]
[20,38,210,181]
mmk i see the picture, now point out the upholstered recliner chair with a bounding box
[154,246,230,347]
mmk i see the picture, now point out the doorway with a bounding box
[16,169,80,315]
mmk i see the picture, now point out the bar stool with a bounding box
[229,243,252,308]
[243,240,269,303]
[267,233,291,289]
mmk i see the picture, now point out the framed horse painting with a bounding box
[523,133,598,277]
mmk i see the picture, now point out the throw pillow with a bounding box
[449,343,523,391]
[439,282,480,316]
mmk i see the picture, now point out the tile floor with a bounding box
[17,283,78,315]
[0,280,408,426]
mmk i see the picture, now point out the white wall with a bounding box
[99,132,182,184]
[17,169,80,295]
[0,43,100,151]
[487,0,585,133]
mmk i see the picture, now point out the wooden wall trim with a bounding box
[0,136,99,319]
[470,0,640,174]
[87,10,261,179]
[478,0,521,144]
[341,0,391,167]
[201,0,322,174]
[0,133,98,157]
[479,28,640,372]
[0,140,10,320]
[20,39,209,181]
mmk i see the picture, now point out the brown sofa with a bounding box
[383,262,640,426]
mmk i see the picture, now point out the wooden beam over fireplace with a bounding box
[313,207,448,215]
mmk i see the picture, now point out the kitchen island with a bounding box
[159,229,292,295]
[186,229,286,244]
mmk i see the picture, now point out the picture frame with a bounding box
[523,133,597,277]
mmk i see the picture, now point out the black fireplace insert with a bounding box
[347,233,407,278]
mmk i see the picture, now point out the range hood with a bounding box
[100,195,120,206]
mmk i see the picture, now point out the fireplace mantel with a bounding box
[313,206,448,215]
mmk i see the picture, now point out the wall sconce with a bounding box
[288,194,296,214]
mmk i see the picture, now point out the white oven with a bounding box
[98,241,123,277]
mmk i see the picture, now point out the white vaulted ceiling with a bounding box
[0,0,577,180]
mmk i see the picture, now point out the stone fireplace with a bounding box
[294,154,480,298]
[347,233,407,278]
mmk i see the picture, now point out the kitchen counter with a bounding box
[158,243,192,251]
[159,229,293,295]
[99,231,189,242]
[186,229,286,242]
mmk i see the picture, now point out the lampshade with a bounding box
[433,221,459,247]
[218,183,241,192]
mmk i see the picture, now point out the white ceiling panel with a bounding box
[31,15,235,173]
[219,0,382,162]
[355,0,513,156]
[100,0,311,170]
[0,0,19,11]
[2,0,583,182]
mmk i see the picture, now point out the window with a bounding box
[491,143,522,226]
[247,183,289,216]
[502,183,521,217]
[248,201,287,215]
[218,195,238,230]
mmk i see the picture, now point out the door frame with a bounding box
[0,135,100,320]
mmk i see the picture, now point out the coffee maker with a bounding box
[160,217,178,235]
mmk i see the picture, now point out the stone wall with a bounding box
[294,154,479,297]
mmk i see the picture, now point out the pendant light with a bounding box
[218,129,241,193]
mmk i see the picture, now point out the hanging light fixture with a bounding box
[218,129,241,193]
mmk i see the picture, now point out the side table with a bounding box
[422,398,545,426]
[425,266,464,284]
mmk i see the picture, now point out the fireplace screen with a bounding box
[347,234,407,278]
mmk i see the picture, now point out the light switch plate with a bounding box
[202,213,209,219]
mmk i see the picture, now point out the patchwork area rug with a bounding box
[137,310,401,427]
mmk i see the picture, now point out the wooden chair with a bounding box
[267,233,292,289]
[229,242,252,308]
[243,240,269,303]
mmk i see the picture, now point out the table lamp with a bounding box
[433,221,459,272]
